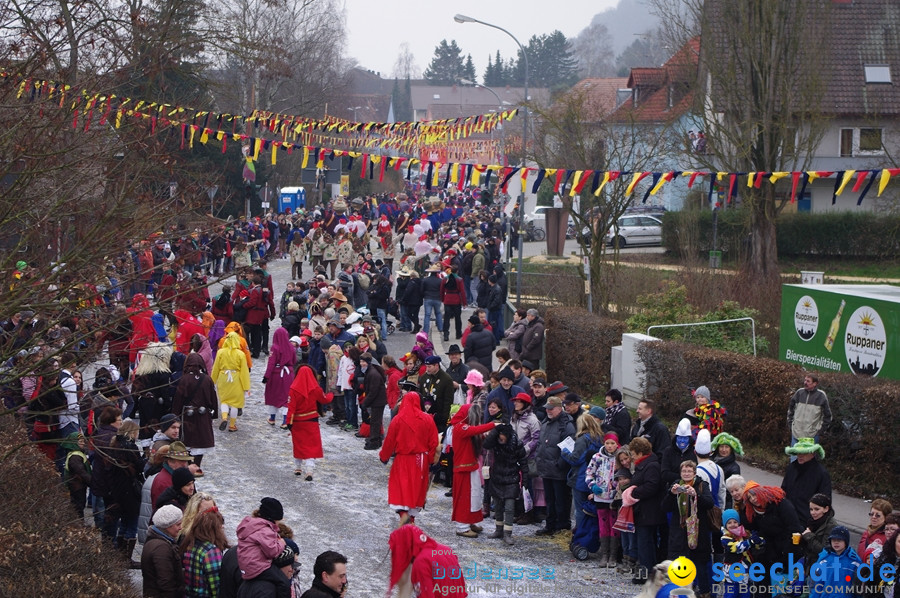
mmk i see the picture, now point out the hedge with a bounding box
[544,306,626,397]
[636,340,900,502]
[662,209,900,258]
[0,417,140,598]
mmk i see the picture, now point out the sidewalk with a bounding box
[426,314,872,545]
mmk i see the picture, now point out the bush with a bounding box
[544,306,626,396]
[0,417,140,598]
[637,340,900,503]
[663,209,900,259]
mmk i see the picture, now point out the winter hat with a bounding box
[589,406,606,420]
[159,413,180,433]
[172,467,195,491]
[498,367,515,381]
[784,437,825,460]
[675,417,692,437]
[289,336,303,346]
[545,381,569,396]
[287,301,299,312]
[424,355,442,365]
[695,429,712,456]
[603,432,620,446]
[710,432,744,456]
[258,497,284,522]
[694,385,710,400]
[722,509,740,526]
[464,370,485,387]
[828,526,850,545]
[513,392,532,404]
[153,504,184,529]
[273,544,297,568]
[415,331,429,343]
[496,423,513,438]
[521,360,537,371]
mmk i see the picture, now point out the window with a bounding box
[840,127,884,156]
[859,128,883,153]
[840,129,853,157]
[865,65,892,84]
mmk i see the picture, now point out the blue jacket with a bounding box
[561,433,604,491]
[808,546,862,598]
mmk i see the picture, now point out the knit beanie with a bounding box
[153,504,184,529]
[259,497,284,522]
[172,467,195,491]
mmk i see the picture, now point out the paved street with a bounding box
[130,255,637,597]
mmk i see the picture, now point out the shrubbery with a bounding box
[662,209,900,258]
[544,306,625,397]
[0,417,140,598]
[635,340,900,502]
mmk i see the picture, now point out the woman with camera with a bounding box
[172,353,217,472]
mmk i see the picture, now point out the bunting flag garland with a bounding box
[6,71,900,206]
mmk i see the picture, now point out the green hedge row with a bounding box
[635,340,900,502]
[544,306,626,397]
[662,210,900,258]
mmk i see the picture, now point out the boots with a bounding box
[228,417,237,431]
[597,537,610,567]
[502,525,515,545]
[124,538,139,569]
[608,535,621,568]
[219,412,228,431]
[618,555,635,574]
[489,524,504,539]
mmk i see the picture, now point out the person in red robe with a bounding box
[450,403,498,537]
[173,310,205,354]
[379,391,439,525]
[127,294,157,368]
[285,364,332,481]
[388,524,467,598]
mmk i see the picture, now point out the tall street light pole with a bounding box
[455,13,528,305]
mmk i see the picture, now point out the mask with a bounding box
[729,524,746,538]
[675,436,690,451]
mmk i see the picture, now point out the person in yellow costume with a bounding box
[212,331,251,432]
[219,321,253,371]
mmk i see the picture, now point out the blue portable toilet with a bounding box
[279,187,306,213]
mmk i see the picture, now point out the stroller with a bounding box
[358,306,396,336]
[569,500,600,560]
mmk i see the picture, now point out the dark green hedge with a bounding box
[635,340,900,502]
[662,210,900,258]
[545,306,626,397]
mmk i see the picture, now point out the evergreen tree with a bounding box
[509,31,578,91]
[484,50,509,86]
[391,77,413,121]
[423,39,466,85]
[463,54,476,82]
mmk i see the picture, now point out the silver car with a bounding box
[605,214,663,247]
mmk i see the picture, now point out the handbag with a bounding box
[685,493,700,550]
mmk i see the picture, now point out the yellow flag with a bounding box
[471,166,482,187]
[594,172,611,196]
[835,170,856,196]
[271,144,277,166]
[569,171,583,197]
[301,147,310,169]
[878,169,893,197]
[769,172,789,184]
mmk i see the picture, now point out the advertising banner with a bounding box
[780,284,900,380]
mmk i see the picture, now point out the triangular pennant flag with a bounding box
[857,172,877,206]
[835,170,855,197]
[878,169,900,197]
[832,171,845,204]
[626,172,650,195]
[642,173,662,203]
[850,170,869,193]
[531,169,547,194]
[789,172,801,203]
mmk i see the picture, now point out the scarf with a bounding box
[604,401,626,429]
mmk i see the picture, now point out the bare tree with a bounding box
[531,86,680,313]
[571,21,616,79]
[654,0,832,282]
[392,42,421,80]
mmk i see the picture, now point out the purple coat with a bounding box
[263,328,296,408]
[236,516,285,580]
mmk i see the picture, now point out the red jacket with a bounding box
[243,286,268,326]
[451,405,495,472]
[440,275,466,306]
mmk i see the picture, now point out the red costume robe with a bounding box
[389,525,467,598]
[450,404,495,524]
[286,365,331,459]
[379,392,439,512]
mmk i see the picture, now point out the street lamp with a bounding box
[455,13,529,305]
[459,79,507,162]
[349,106,362,122]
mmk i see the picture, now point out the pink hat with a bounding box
[463,370,484,387]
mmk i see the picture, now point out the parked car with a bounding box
[604,215,663,247]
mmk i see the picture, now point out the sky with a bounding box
[343,0,621,81]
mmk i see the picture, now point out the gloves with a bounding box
[262,377,268,384]
[285,424,292,431]
[749,533,765,546]
[591,484,602,495]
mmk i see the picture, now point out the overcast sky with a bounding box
[344,0,620,81]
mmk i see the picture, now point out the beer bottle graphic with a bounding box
[824,299,846,352]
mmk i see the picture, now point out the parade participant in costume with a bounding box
[263,328,296,429]
[127,294,157,367]
[450,404,499,538]
[220,321,252,371]
[171,353,217,472]
[387,525,467,598]
[379,391,440,525]
[211,332,251,432]
[132,342,174,445]
[285,364,333,480]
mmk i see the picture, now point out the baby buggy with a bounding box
[569,500,600,560]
